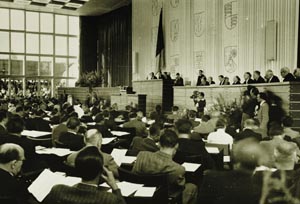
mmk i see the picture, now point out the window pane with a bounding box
[10,55,24,75]
[26,12,39,32]
[54,58,67,77]
[40,57,52,76]
[11,10,24,30]
[55,15,67,34]
[25,78,38,97]
[0,55,9,75]
[0,9,9,29]
[55,36,67,56]
[26,56,38,76]
[41,35,53,54]
[68,58,79,78]
[11,32,25,53]
[41,13,53,33]
[40,79,51,98]
[69,37,79,56]
[10,78,23,97]
[26,34,39,54]
[69,16,79,35]
[0,32,9,52]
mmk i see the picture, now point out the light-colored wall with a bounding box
[132,0,299,85]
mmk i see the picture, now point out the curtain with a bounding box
[80,5,132,87]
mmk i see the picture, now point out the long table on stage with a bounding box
[173,82,300,131]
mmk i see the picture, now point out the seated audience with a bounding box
[294,67,300,81]
[66,129,119,178]
[102,110,117,131]
[207,118,234,147]
[188,110,200,128]
[132,129,198,204]
[243,72,254,84]
[167,106,181,123]
[253,70,266,83]
[282,116,300,139]
[235,119,262,142]
[196,70,205,86]
[224,77,230,85]
[193,115,211,135]
[207,76,215,85]
[25,109,51,132]
[130,124,160,153]
[123,112,147,137]
[149,72,157,80]
[281,67,296,82]
[218,75,225,85]
[174,73,184,86]
[0,110,8,135]
[0,143,29,204]
[44,146,125,204]
[198,139,264,204]
[232,75,241,85]
[199,76,209,86]
[265,69,280,83]
[58,117,84,151]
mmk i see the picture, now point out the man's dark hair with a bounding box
[201,114,210,122]
[258,92,268,101]
[128,112,137,119]
[66,117,81,130]
[218,75,224,78]
[175,119,193,134]
[160,129,178,148]
[254,70,261,75]
[0,144,22,164]
[215,118,227,129]
[282,116,294,127]
[75,146,103,181]
[188,110,197,119]
[102,110,110,118]
[250,87,259,96]
[6,116,24,134]
[245,72,252,77]
[0,110,7,122]
[172,106,179,112]
[199,92,205,97]
[268,124,284,137]
[149,124,161,137]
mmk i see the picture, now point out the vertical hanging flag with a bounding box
[156,8,165,72]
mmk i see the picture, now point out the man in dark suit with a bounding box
[265,69,280,83]
[196,70,205,86]
[102,110,117,131]
[253,70,265,83]
[174,119,215,169]
[123,112,147,137]
[235,119,262,142]
[58,117,84,151]
[44,146,125,204]
[198,139,264,204]
[218,75,225,85]
[25,109,51,132]
[174,73,184,86]
[294,67,300,81]
[281,67,296,82]
[0,143,29,204]
[132,129,198,204]
[130,125,160,153]
[243,72,254,84]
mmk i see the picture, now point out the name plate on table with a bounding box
[110,131,130,137]
[21,130,52,138]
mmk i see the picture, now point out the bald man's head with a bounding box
[84,129,102,147]
[0,143,25,175]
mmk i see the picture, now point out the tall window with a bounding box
[0,8,79,98]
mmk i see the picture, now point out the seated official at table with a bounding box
[43,146,125,204]
[265,69,280,83]
[123,112,147,137]
[281,67,296,82]
[66,129,119,178]
[174,73,184,86]
[130,124,160,153]
[0,143,29,204]
[132,129,198,204]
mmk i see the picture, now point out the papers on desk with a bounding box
[21,130,52,138]
[86,122,96,126]
[28,169,81,202]
[223,156,231,162]
[102,137,117,145]
[110,130,130,137]
[110,148,136,166]
[134,186,156,197]
[195,118,202,122]
[115,118,125,123]
[182,162,201,172]
[205,147,220,154]
[43,117,50,121]
[35,146,74,157]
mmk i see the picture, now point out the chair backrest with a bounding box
[205,143,230,155]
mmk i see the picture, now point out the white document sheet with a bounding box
[134,186,156,197]
[205,147,220,154]
[35,146,74,157]
[21,130,52,138]
[102,137,117,145]
[182,162,201,172]
[110,131,130,137]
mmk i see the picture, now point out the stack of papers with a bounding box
[102,137,117,145]
[110,148,136,166]
[182,162,201,172]
[28,169,81,202]
[110,131,130,137]
[35,146,74,157]
[205,147,220,154]
[21,130,52,138]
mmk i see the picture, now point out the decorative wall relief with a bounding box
[170,54,179,74]
[170,0,179,8]
[224,1,237,30]
[194,11,205,37]
[224,46,237,73]
[152,0,160,16]
[170,19,179,42]
[194,51,205,70]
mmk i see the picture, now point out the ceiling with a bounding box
[0,0,131,16]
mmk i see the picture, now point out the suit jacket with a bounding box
[283,73,295,82]
[232,81,241,85]
[0,169,29,204]
[196,75,203,86]
[58,131,84,151]
[198,169,261,204]
[243,78,254,84]
[174,77,184,86]
[253,76,265,83]
[256,102,269,137]
[66,147,119,178]
[130,137,159,153]
[0,124,7,136]
[43,183,125,204]
[267,76,280,83]
[25,117,51,132]
[132,151,185,193]
[103,119,117,131]
[123,119,147,137]
[88,124,113,138]
[235,129,262,142]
